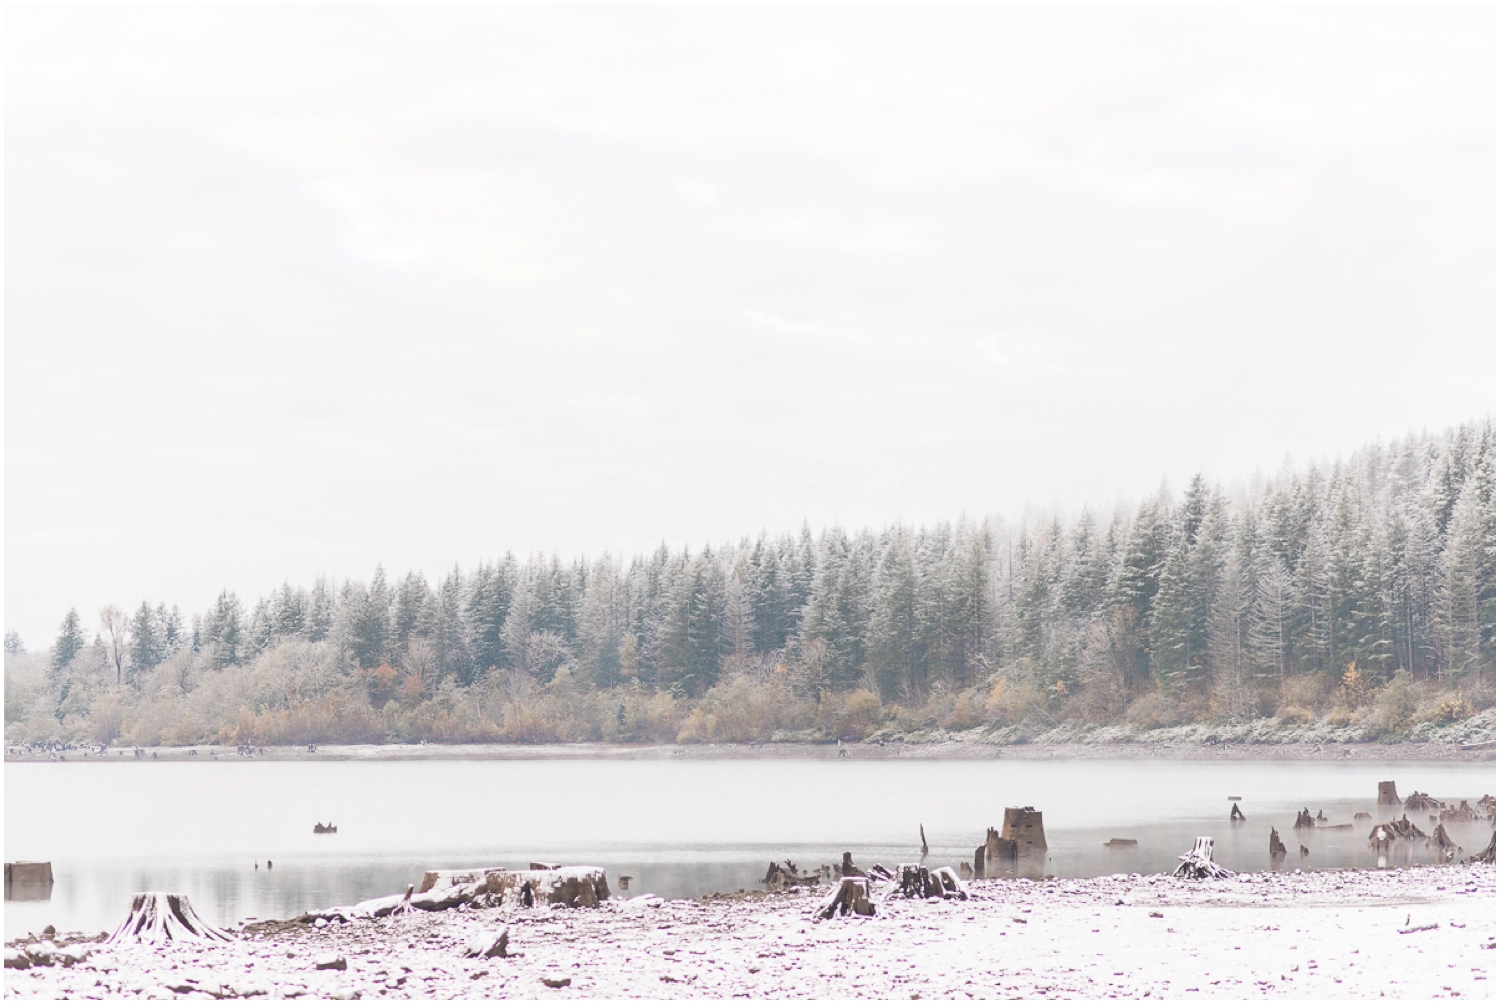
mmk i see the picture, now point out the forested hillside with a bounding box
[6,420,1494,747]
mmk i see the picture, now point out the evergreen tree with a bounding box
[51,608,84,677]
[129,601,164,681]
[202,590,245,669]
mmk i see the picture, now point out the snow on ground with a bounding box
[6,864,1494,999]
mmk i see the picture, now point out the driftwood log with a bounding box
[1174,837,1234,879]
[109,893,233,945]
[1104,838,1138,849]
[1269,827,1288,859]
[816,877,875,919]
[299,866,609,923]
[763,860,819,891]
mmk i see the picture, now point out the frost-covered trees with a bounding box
[50,609,84,677]
[10,420,1494,744]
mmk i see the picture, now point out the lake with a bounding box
[5,757,1493,938]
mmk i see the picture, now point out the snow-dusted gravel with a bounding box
[6,864,1494,999]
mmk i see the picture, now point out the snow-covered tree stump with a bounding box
[816,877,875,919]
[887,864,967,901]
[1173,837,1234,879]
[108,893,232,945]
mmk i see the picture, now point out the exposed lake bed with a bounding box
[5,863,1495,999]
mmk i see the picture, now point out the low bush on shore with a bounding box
[4,641,1492,748]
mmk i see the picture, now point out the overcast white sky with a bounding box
[5,6,1494,647]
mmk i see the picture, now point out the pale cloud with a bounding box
[4,6,1492,644]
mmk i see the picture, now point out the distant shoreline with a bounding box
[6,737,1493,763]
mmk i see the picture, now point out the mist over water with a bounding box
[6,758,1492,938]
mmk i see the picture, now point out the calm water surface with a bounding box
[5,758,1493,938]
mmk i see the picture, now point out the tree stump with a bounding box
[108,893,232,945]
[1229,804,1246,822]
[1426,824,1460,860]
[1377,781,1400,807]
[1368,814,1425,845]
[1173,837,1234,879]
[974,827,1016,879]
[1404,791,1440,813]
[1269,827,1288,859]
[1465,832,1495,865]
[839,852,866,878]
[887,864,966,901]
[816,877,875,919]
[1293,808,1315,830]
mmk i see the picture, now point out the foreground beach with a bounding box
[7,864,1494,999]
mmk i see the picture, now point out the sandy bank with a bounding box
[6,864,1494,999]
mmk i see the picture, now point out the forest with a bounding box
[5,420,1494,747]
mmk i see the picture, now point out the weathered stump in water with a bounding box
[1230,803,1246,822]
[1269,827,1288,859]
[973,826,1018,879]
[4,862,53,901]
[108,893,232,945]
[1293,808,1315,830]
[1426,824,1460,860]
[1368,814,1425,845]
[1404,791,1440,813]
[1377,781,1400,808]
[1440,800,1480,823]
[839,852,866,878]
[1465,832,1495,865]
[1001,807,1047,853]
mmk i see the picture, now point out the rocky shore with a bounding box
[7,737,1494,764]
[6,864,1494,999]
